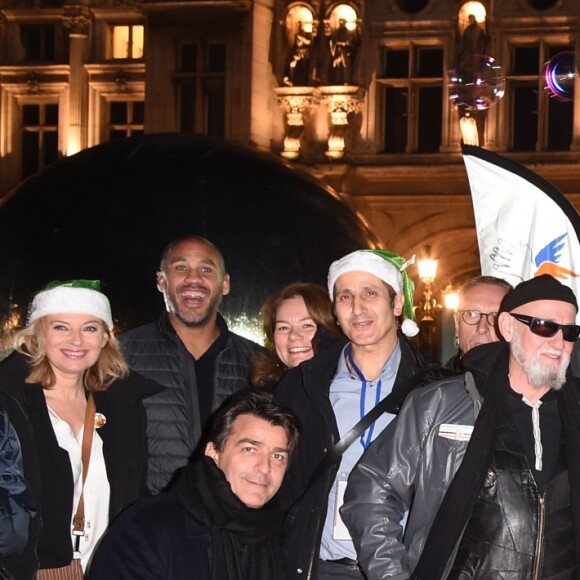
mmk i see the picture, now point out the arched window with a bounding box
[328,4,357,31]
[458,2,487,37]
[285,5,315,44]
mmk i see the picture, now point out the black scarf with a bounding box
[173,456,286,580]
[412,342,580,580]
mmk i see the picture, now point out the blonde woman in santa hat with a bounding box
[0,280,162,580]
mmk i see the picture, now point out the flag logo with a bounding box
[534,233,580,281]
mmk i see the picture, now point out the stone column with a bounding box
[63,11,91,156]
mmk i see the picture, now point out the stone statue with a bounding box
[459,14,487,60]
[283,21,313,86]
[328,18,358,85]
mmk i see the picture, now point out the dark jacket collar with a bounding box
[461,341,511,398]
[157,311,231,351]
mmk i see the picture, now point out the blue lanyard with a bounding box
[345,344,382,450]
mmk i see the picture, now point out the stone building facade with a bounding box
[0,0,579,298]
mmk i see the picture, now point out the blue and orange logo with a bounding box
[534,233,580,280]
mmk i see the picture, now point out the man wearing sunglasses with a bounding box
[447,275,512,372]
[341,274,580,579]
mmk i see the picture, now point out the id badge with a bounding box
[332,479,352,541]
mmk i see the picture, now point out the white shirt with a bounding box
[48,407,110,571]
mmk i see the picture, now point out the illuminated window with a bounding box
[112,25,144,59]
[21,103,59,179]
[328,4,357,29]
[508,42,574,151]
[176,42,226,138]
[379,45,444,153]
[108,101,144,140]
[458,2,487,34]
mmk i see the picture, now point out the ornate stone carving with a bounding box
[275,87,317,160]
[115,70,129,92]
[63,13,91,38]
[26,72,41,94]
[319,85,363,159]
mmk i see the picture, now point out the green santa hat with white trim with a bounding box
[327,249,419,337]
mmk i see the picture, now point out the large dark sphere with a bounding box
[0,133,376,340]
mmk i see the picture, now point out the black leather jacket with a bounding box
[343,342,580,580]
[450,411,574,579]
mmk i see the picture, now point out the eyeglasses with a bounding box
[510,313,580,342]
[457,310,498,326]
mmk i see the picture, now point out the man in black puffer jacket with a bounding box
[120,235,264,494]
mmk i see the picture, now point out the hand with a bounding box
[489,237,533,286]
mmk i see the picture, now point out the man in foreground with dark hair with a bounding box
[342,274,580,579]
[89,389,301,579]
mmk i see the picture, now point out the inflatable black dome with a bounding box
[0,133,377,341]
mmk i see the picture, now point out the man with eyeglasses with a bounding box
[447,276,512,372]
[341,274,580,579]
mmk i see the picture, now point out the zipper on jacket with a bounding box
[532,494,545,580]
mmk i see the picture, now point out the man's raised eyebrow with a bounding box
[336,284,380,294]
[168,256,217,266]
[236,437,263,447]
[235,438,290,454]
[272,446,290,454]
[199,258,217,267]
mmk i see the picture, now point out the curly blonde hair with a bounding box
[12,317,129,391]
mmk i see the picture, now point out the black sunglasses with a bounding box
[510,313,580,342]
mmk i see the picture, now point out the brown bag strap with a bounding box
[72,392,96,539]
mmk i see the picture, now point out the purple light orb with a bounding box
[450,54,505,111]
[544,51,576,101]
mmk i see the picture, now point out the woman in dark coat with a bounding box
[0,280,162,579]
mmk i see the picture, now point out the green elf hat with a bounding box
[327,249,419,337]
[27,279,114,330]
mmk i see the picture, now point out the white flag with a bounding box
[462,145,580,303]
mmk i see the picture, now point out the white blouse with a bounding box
[48,407,111,572]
